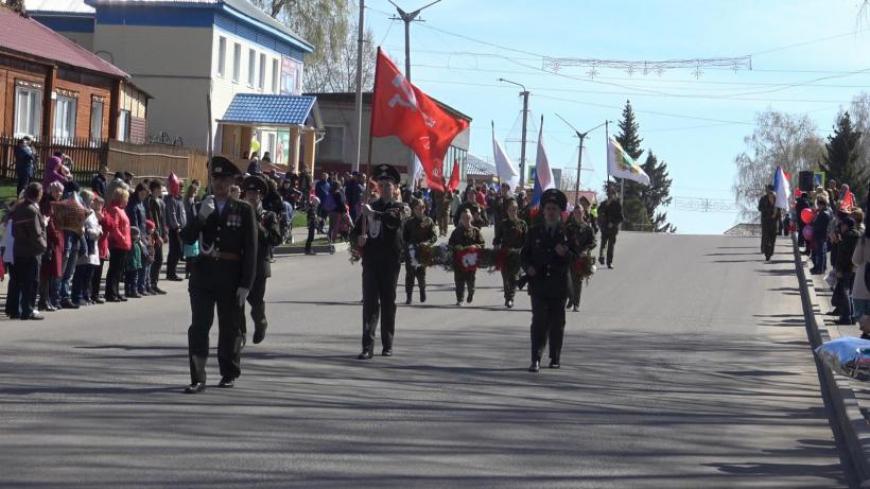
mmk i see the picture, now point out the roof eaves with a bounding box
[219,2,314,54]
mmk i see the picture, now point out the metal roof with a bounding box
[0,7,128,78]
[306,91,473,122]
[219,93,316,126]
[465,153,496,176]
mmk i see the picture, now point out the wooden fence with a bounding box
[107,141,209,185]
[0,136,107,185]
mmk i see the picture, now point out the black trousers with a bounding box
[241,272,268,335]
[405,262,426,297]
[16,174,29,196]
[5,261,18,317]
[166,229,182,278]
[568,271,584,308]
[106,248,126,299]
[14,255,39,318]
[599,231,617,265]
[761,224,777,258]
[530,295,567,363]
[361,262,400,353]
[188,286,243,383]
[454,270,476,301]
[150,243,163,289]
[305,226,316,253]
[501,264,520,300]
[91,259,105,299]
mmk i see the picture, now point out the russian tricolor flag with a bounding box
[773,166,791,210]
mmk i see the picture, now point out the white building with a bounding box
[28,0,321,172]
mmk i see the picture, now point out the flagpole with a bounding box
[366,48,382,194]
[605,120,610,187]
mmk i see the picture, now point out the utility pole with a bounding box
[555,114,607,205]
[352,0,365,172]
[498,78,529,188]
[388,0,442,81]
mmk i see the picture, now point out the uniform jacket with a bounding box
[255,206,283,279]
[454,202,488,227]
[182,196,257,291]
[566,217,597,253]
[493,217,527,249]
[521,222,577,300]
[350,199,404,267]
[598,199,624,234]
[448,225,485,249]
[403,215,437,246]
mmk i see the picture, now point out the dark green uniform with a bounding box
[493,217,527,303]
[182,196,257,385]
[242,205,283,337]
[403,214,437,303]
[758,193,780,260]
[449,225,485,303]
[565,216,597,310]
[597,198,623,266]
[522,221,577,366]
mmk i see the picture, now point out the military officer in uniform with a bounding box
[565,204,597,312]
[521,189,576,373]
[597,185,623,269]
[758,184,780,261]
[350,164,405,359]
[241,174,283,345]
[493,197,527,309]
[403,197,437,304]
[181,157,257,393]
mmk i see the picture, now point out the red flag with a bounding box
[447,159,460,192]
[371,49,468,192]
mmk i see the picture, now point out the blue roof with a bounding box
[219,94,316,126]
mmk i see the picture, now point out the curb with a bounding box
[792,234,870,486]
[274,241,349,256]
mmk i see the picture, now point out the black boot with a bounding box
[420,288,426,303]
[405,291,412,305]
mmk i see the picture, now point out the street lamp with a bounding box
[498,78,530,187]
[555,113,609,205]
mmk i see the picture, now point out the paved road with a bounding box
[0,232,853,488]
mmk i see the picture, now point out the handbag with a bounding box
[183,240,200,259]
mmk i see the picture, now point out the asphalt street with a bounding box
[0,231,853,488]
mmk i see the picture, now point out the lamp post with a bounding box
[498,78,529,187]
[555,114,609,204]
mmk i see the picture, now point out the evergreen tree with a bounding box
[821,111,866,201]
[615,100,644,204]
[638,151,675,233]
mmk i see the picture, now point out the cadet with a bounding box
[521,189,576,372]
[565,204,597,312]
[449,208,485,306]
[181,157,257,393]
[597,185,623,269]
[758,184,780,261]
[241,174,283,346]
[493,197,527,309]
[350,164,405,360]
[403,197,437,304]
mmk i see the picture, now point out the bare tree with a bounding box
[251,0,376,92]
[733,110,824,219]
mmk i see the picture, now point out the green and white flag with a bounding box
[607,137,650,186]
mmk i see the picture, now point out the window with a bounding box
[321,126,345,160]
[14,85,42,138]
[53,94,77,143]
[217,36,227,77]
[248,48,256,86]
[117,109,131,142]
[90,98,104,144]
[232,43,241,82]
[266,132,276,157]
[258,53,266,90]
[271,58,279,93]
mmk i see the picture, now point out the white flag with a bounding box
[607,137,650,186]
[492,122,519,189]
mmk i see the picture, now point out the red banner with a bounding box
[447,159,460,192]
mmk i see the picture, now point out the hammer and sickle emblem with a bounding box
[388,76,437,128]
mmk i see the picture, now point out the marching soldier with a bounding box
[758,184,780,261]
[403,197,437,304]
[350,164,405,359]
[449,208,485,306]
[597,185,623,269]
[521,189,576,373]
[437,190,451,237]
[565,204,597,312]
[181,157,257,393]
[241,174,283,346]
[493,197,527,309]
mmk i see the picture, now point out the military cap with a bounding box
[541,188,567,211]
[243,174,268,194]
[373,163,400,183]
[211,156,241,178]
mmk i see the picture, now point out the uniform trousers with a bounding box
[760,222,777,258]
[530,295,567,363]
[240,272,268,335]
[437,214,449,236]
[361,262,400,353]
[405,263,426,298]
[568,271,584,308]
[599,230,617,265]
[454,270,476,301]
[501,264,520,300]
[188,285,243,383]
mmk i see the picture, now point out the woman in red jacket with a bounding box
[103,187,132,302]
[91,195,110,303]
[38,181,64,311]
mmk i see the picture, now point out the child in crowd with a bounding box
[305,195,320,255]
[72,190,102,306]
[139,220,156,296]
[92,196,109,304]
[125,227,143,298]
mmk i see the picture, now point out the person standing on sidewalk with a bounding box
[164,175,186,281]
[811,197,833,275]
[11,183,47,320]
[14,137,35,196]
[146,180,167,294]
[833,216,860,325]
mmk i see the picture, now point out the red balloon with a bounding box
[800,208,814,225]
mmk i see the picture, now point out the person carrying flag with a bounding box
[758,184,780,261]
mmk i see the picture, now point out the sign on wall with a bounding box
[281,56,304,96]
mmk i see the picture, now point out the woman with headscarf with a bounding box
[38,181,65,311]
[42,153,69,189]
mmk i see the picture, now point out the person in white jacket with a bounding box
[851,211,870,338]
[71,190,102,306]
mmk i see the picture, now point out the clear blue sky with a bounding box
[361,0,870,234]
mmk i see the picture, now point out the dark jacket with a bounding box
[521,222,576,300]
[454,202,487,227]
[254,206,283,278]
[812,208,832,241]
[181,197,257,291]
[126,194,147,237]
[146,195,166,237]
[757,194,780,228]
[448,225,485,249]
[90,173,107,197]
[349,199,404,266]
[403,215,437,246]
[11,201,47,257]
[14,144,35,178]
[566,217,597,253]
[493,217,527,249]
[837,228,861,274]
[598,199,624,234]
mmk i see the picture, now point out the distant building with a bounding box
[1,6,148,143]
[27,0,321,172]
[465,153,496,186]
[308,92,471,182]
